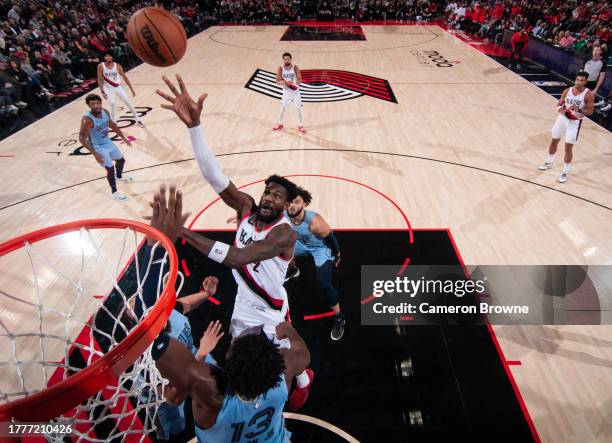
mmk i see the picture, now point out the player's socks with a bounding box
[547,154,555,163]
[106,166,117,193]
[296,370,310,388]
[562,163,570,174]
[115,158,125,179]
[559,163,570,183]
[297,108,304,125]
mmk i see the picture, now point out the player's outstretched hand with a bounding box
[202,276,219,297]
[145,183,191,244]
[156,74,207,128]
[198,320,224,358]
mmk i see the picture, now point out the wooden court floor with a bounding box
[0,25,611,442]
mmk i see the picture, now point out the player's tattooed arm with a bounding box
[78,117,103,164]
[181,223,296,268]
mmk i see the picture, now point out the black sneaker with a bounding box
[331,314,345,341]
[284,266,300,282]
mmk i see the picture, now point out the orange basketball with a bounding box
[127,7,187,67]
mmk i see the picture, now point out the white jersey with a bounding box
[232,213,292,312]
[102,62,121,88]
[564,87,589,120]
[280,64,297,91]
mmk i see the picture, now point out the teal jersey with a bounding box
[195,375,290,442]
[85,110,111,146]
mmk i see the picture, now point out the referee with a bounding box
[584,47,606,96]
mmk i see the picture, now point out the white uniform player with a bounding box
[550,86,588,145]
[273,52,306,134]
[157,74,315,409]
[539,71,594,183]
[231,213,292,346]
[98,54,143,126]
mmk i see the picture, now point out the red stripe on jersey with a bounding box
[103,74,120,88]
[237,265,284,310]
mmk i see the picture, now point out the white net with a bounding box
[0,223,181,441]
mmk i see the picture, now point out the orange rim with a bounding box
[0,219,177,422]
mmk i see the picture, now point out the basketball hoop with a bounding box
[0,219,179,440]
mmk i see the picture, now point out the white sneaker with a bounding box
[538,162,553,171]
[16,101,28,108]
[112,191,128,201]
[558,173,568,183]
[116,175,134,183]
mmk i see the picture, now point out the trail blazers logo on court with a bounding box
[245,69,397,103]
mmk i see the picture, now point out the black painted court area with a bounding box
[168,230,534,442]
[280,25,366,41]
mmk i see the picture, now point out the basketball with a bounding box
[127,7,187,67]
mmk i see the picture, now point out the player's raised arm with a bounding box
[276,322,311,390]
[181,223,296,269]
[176,276,218,314]
[156,74,254,218]
[152,333,223,425]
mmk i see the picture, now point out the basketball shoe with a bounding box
[289,369,314,410]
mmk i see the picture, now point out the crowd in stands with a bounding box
[446,0,611,60]
[1,0,610,130]
[214,0,441,24]
[0,0,209,122]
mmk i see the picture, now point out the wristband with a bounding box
[208,241,230,263]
